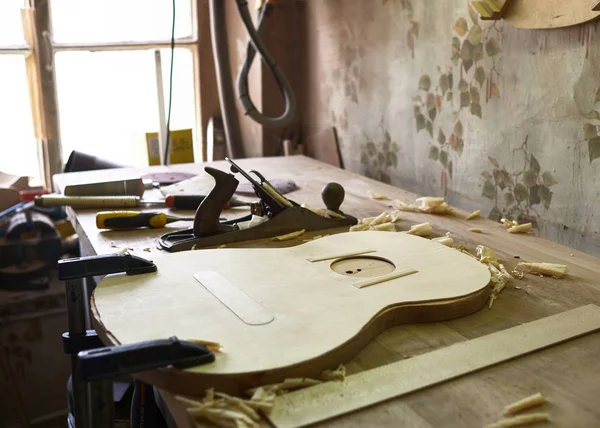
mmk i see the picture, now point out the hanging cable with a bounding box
[235,0,296,128]
[163,0,176,165]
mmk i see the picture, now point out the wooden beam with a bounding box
[269,305,600,427]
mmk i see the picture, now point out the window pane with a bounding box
[51,0,193,43]
[55,49,195,167]
[0,55,39,177]
[0,1,27,46]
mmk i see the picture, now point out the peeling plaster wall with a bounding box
[302,0,600,256]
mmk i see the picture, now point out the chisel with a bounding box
[34,195,164,208]
[96,211,196,230]
[164,194,249,209]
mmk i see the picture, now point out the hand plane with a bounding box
[158,158,357,252]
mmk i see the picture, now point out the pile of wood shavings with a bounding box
[456,245,513,309]
[393,196,456,215]
[349,211,401,232]
[178,366,346,428]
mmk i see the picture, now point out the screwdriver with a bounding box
[96,211,195,230]
[164,194,249,209]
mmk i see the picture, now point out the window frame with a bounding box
[0,0,205,188]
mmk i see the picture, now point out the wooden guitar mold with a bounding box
[92,232,491,396]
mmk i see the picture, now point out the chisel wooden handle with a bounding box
[96,211,169,229]
[35,195,142,208]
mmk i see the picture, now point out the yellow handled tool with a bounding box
[96,211,194,230]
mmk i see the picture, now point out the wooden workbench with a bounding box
[54,155,600,427]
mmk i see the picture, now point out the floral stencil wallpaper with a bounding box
[302,0,600,256]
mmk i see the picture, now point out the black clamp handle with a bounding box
[58,253,157,280]
[78,337,215,382]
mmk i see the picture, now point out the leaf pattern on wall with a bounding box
[360,123,399,184]
[583,86,600,163]
[412,5,503,191]
[384,0,419,58]
[481,136,558,226]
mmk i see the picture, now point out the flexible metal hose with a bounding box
[235,0,297,128]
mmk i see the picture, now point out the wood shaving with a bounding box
[516,262,567,278]
[501,218,520,229]
[321,364,346,381]
[476,245,499,268]
[461,245,511,308]
[504,392,547,415]
[393,196,456,216]
[370,222,397,232]
[370,212,392,225]
[368,191,389,200]
[484,412,550,428]
[432,236,454,246]
[466,209,481,220]
[349,222,370,232]
[325,209,345,219]
[359,216,376,225]
[511,270,525,279]
[488,263,511,309]
[351,212,400,232]
[219,244,227,248]
[273,229,305,241]
[143,247,151,252]
[469,227,484,233]
[406,222,432,237]
[187,339,222,353]
[508,223,533,234]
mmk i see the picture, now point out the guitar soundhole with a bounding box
[330,256,395,278]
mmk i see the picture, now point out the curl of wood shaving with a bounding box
[476,245,499,268]
[516,262,567,278]
[187,339,222,353]
[501,218,519,229]
[406,222,432,237]
[321,364,346,382]
[466,245,512,308]
[393,196,455,216]
[466,209,481,220]
[301,203,345,219]
[180,364,347,427]
[350,212,399,232]
[370,222,397,232]
[468,227,484,233]
[432,236,454,246]
[368,191,389,200]
[508,223,532,234]
[511,270,525,279]
[273,229,305,241]
[484,412,549,428]
[504,392,547,415]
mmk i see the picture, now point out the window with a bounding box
[0,0,201,186]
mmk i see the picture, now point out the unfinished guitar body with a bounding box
[92,232,491,395]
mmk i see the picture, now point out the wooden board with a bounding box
[502,0,600,29]
[92,231,490,395]
[269,304,600,427]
